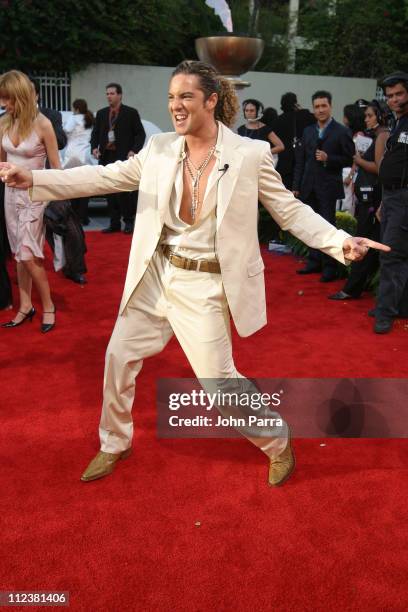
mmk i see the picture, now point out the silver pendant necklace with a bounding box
[184,145,215,221]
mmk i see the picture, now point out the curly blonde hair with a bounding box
[171,60,239,128]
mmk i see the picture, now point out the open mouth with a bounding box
[174,114,188,125]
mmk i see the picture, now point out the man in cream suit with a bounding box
[0,61,388,486]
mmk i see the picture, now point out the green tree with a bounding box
[296,0,408,78]
[0,0,220,73]
[3,0,403,79]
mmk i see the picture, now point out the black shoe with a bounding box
[369,309,397,319]
[123,223,134,234]
[296,266,321,275]
[319,274,338,283]
[65,273,87,285]
[101,226,121,234]
[329,291,353,300]
[41,305,56,334]
[374,318,393,334]
[1,306,36,328]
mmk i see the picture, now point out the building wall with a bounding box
[71,64,173,130]
[71,63,377,131]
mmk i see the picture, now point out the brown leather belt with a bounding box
[162,245,221,273]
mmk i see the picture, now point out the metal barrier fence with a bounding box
[33,72,71,111]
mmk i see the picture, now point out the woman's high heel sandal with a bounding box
[41,305,56,334]
[1,307,36,328]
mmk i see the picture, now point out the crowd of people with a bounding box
[235,80,408,334]
[0,67,407,341]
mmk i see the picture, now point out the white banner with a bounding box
[205,0,233,33]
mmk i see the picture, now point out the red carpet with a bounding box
[1,235,407,611]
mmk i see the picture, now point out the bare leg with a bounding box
[23,257,55,325]
[9,262,34,324]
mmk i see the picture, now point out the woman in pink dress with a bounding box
[0,70,61,332]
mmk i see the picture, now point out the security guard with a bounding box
[375,72,408,334]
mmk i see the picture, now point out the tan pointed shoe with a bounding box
[268,441,295,486]
[80,448,132,482]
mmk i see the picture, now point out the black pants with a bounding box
[343,200,380,297]
[106,192,137,228]
[305,190,337,276]
[376,188,408,319]
[45,201,87,278]
[102,151,137,228]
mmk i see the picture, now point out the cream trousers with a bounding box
[99,248,288,459]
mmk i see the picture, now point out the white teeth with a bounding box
[175,115,187,121]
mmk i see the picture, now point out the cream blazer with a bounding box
[31,122,349,337]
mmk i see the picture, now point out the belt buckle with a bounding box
[168,250,177,266]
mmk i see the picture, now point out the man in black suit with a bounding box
[293,90,355,281]
[91,83,145,234]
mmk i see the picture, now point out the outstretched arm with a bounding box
[258,147,390,263]
[0,158,141,201]
[0,136,154,201]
